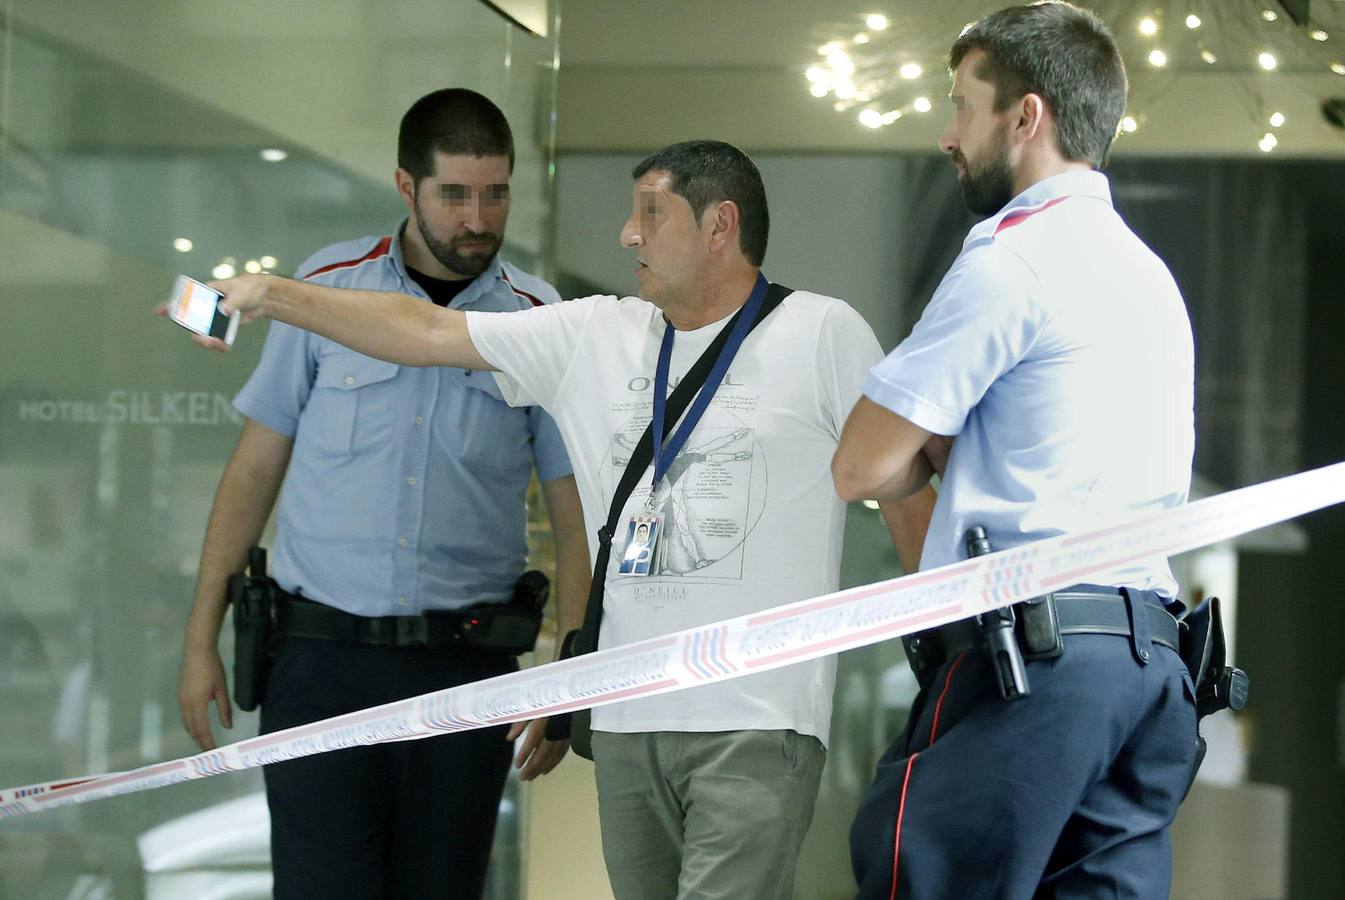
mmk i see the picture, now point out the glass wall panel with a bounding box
[0,2,558,896]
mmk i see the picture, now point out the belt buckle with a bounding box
[394,615,430,647]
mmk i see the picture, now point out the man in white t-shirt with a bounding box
[197,140,931,900]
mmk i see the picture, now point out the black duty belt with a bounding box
[935,588,1180,658]
[276,592,501,650]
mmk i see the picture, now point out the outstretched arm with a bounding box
[190,274,495,370]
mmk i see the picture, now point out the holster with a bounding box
[228,547,276,713]
[1178,596,1249,719]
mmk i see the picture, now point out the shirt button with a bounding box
[415,415,425,425]
[399,597,409,607]
[407,476,416,486]
[344,376,354,385]
[399,537,409,547]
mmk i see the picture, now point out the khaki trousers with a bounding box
[592,729,826,900]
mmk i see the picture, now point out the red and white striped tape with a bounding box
[3,460,1343,819]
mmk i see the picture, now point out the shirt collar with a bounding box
[970,170,1113,243]
[389,218,505,309]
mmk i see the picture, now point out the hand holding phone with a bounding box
[166,275,241,345]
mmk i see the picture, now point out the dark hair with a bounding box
[949,2,1127,167]
[397,88,515,181]
[632,140,769,266]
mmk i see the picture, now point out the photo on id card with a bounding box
[617,515,660,576]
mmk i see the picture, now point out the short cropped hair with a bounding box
[949,2,1127,167]
[632,140,769,267]
[398,88,515,181]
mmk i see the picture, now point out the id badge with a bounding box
[617,514,661,576]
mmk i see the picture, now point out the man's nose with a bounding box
[620,219,642,248]
[938,120,958,156]
[461,199,487,233]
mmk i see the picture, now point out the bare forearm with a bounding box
[540,476,590,648]
[184,428,290,652]
[551,535,591,645]
[249,275,492,369]
[833,397,937,502]
[878,484,938,574]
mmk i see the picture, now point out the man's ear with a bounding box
[395,168,417,211]
[1016,92,1048,144]
[707,200,741,254]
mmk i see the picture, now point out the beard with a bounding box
[413,199,503,278]
[955,128,1016,216]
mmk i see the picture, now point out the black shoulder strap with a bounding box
[569,282,793,656]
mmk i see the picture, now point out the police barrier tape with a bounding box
[3,460,1345,819]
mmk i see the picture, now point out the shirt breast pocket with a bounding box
[435,374,531,475]
[304,355,401,457]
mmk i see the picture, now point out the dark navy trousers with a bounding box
[851,593,1198,899]
[260,635,516,900]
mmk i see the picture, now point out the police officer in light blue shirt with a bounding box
[833,5,1199,898]
[177,89,589,900]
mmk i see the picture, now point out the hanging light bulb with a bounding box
[1258,52,1278,71]
[1269,111,1286,128]
[1330,63,1345,76]
[1139,17,1158,36]
[900,63,923,79]
[1258,132,1278,152]
[859,109,883,128]
[1201,49,1218,64]
[1261,9,1278,22]
[853,33,870,45]
[1120,116,1139,133]
[1148,49,1168,67]
[913,96,932,113]
[1312,31,1329,43]
[806,66,828,84]
[810,83,829,98]
[866,13,888,31]
[1185,14,1202,29]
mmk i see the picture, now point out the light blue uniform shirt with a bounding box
[864,171,1194,597]
[234,223,572,615]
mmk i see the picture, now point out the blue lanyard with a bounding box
[650,274,768,494]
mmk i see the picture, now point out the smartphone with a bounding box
[167,275,240,344]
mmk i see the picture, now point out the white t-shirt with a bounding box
[467,290,882,744]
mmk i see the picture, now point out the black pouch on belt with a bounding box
[457,571,549,654]
[1016,594,1064,660]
